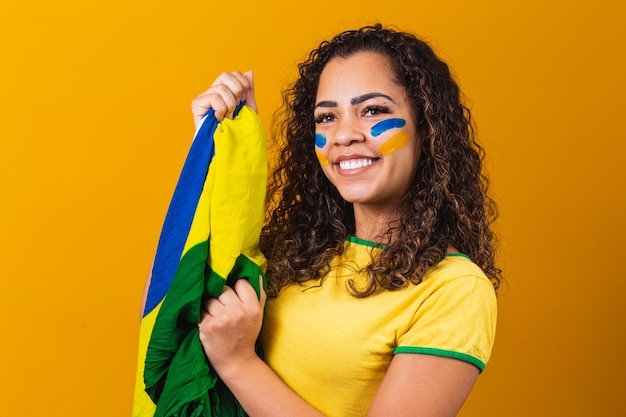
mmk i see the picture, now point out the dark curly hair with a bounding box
[260,24,502,297]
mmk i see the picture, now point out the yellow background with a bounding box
[1,0,624,415]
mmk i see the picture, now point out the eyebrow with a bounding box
[314,92,396,109]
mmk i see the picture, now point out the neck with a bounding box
[352,204,400,243]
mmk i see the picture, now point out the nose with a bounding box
[331,116,366,147]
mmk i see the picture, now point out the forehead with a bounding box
[316,52,401,98]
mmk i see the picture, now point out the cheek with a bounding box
[370,118,410,156]
[378,130,410,155]
[315,133,330,166]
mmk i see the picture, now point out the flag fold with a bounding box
[133,105,267,417]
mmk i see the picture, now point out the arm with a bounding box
[198,278,325,417]
[366,354,479,417]
[210,352,326,417]
[199,279,478,417]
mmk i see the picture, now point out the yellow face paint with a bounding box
[316,149,329,166]
[378,130,410,155]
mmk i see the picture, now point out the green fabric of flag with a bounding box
[133,105,267,417]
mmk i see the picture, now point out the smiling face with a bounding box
[314,51,421,214]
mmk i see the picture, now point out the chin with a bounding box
[337,192,373,205]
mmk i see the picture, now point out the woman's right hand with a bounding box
[191,70,257,129]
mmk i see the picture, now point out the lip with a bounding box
[334,153,378,163]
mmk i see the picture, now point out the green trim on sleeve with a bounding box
[394,346,486,373]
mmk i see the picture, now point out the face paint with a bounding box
[370,118,406,137]
[315,133,327,148]
[370,118,409,155]
[316,150,329,166]
[315,133,329,166]
[378,131,410,155]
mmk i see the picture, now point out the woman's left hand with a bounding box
[198,277,266,375]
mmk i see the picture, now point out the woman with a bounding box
[193,24,501,417]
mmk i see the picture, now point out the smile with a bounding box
[338,158,375,170]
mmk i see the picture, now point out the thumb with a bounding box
[243,70,258,114]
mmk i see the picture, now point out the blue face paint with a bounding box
[315,133,327,148]
[371,118,406,137]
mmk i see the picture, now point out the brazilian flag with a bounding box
[133,105,267,417]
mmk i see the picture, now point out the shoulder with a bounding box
[395,254,497,371]
[418,255,498,328]
[422,254,496,296]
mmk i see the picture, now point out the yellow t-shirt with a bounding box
[261,236,497,417]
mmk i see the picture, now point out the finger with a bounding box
[193,87,237,122]
[209,87,237,121]
[243,71,258,114]
[217,284,247,310]
[192,72,244,124]
[210,71,246,90]
[191,93,212,127]
[212,72,249,118]
[227,71,251,104]
[226,71,257,113]
[233,278,264,308]
[199,306,212,328]
[203,297,220,317]
[203,285,236,316]
[191,93,224,127]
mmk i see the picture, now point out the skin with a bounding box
[192,52,479,416]
[313,52,421,241]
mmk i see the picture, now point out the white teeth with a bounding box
[339,159,373,170]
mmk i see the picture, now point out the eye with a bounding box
[314,113,336,124]
[364,105,390,117]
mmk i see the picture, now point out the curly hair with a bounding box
[260,24,502,297]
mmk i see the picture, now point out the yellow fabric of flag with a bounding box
[133,105,267,417]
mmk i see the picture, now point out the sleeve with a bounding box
[394,271,497,373]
